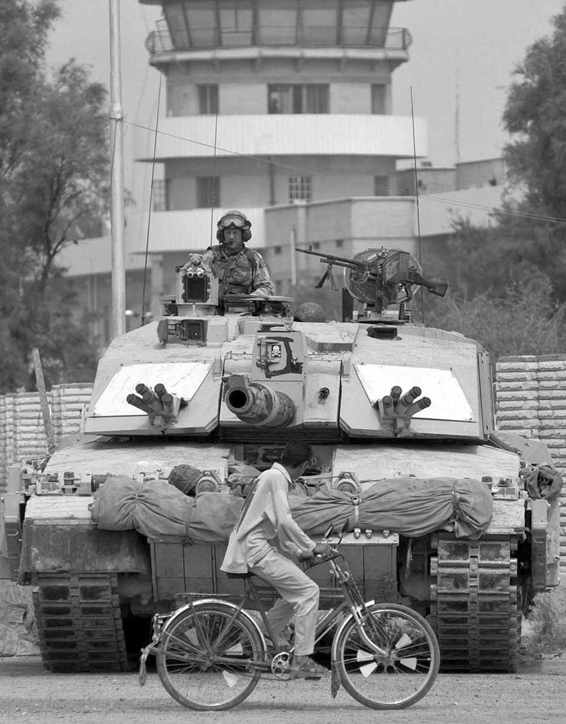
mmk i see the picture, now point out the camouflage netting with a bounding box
[92,475,492,542]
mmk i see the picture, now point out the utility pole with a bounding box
[109,0,126,337]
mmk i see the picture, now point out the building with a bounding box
[133,0,425,302]
[59,1,505,345]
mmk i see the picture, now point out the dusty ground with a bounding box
[1,655,566,724]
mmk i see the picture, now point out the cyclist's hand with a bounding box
[313,542,332,557]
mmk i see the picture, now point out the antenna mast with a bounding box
[109,0,126,337]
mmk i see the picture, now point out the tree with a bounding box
[503,8,566,220]
[0,0,59,182]
[14,60,109,294]
[0,1,109,392]
[497,7,566,302]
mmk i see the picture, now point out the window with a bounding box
[219,3,253,47]
[268,84,329,114]
[371,84,387,114]
[273,245,282,255]
[258,4,298,46]
[152,179,170,211]
[196,177,220,207]
[198,84,218,114]
[374,175,389,196]
[289,176,312,203]
[335,239,344,248]
[302,4,337,46]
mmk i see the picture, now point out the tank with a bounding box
[13,247,561,673]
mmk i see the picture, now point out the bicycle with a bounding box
[139,540,440,711]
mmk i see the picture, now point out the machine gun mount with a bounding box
[297,247,447,322]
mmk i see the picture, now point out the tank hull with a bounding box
[18,437,560,673]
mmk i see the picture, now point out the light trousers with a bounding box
[249,547,319,656]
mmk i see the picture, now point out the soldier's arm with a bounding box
[250,251,275,295]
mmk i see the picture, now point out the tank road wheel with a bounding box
[33,572,128,672]
[430,536,521,672]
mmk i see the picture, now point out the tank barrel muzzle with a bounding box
[224,374,295,427]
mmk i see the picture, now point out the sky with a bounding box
[47,0,566,179]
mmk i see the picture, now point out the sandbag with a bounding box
[91,475,194,538]
[291,477,493,539]
[186,493,244,542]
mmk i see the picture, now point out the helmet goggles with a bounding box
[218,212,249,230]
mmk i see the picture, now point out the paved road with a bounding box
[1,655,566,723]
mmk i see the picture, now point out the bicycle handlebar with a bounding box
[300,547,342,568]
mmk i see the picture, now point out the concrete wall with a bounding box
[457,158,506,190]
[495,355,566,567]
[263,196,417,282]
[0,384,92,496]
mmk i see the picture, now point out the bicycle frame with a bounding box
[142,547,387,677]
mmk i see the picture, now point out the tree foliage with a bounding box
[503,8,566,219]
[422,219,566,361]
[0,1,108,392]
[420,9,566,360]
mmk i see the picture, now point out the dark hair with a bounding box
[281,443,312,468]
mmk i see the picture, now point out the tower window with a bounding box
[289,176,312,203]
[371,84,387,114]
[152,179,170,211]
[198,84,219,114]
[268,84,329,114]
[374,176,390,196]
[196,177,220,207]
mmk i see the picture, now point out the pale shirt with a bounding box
[221,462,315,573]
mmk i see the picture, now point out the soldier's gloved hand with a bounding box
[249,288,270,298]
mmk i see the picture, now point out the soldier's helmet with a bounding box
[216,210,252,242]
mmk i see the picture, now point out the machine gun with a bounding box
[296,247,447,320]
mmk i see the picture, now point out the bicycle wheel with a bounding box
[156,601,265,711]
[333,602,439,709]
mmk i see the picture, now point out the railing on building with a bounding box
[145,22,411,55]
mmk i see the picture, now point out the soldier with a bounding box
[198,210,274,300]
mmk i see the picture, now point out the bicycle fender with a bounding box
[162,597,268,652]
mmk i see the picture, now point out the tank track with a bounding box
[430,535,520,672]
[33,572,128,672]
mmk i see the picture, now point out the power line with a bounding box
[123,119,566,227]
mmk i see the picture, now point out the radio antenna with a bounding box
[208,106,219,247]
[410,87,425,322]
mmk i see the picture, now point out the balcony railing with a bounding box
[145,21,411,55]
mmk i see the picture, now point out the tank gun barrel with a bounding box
[223,374,295,427]
[405,269,447,297]
[296,247,364,271]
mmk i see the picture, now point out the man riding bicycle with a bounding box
[221,445,330,678]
